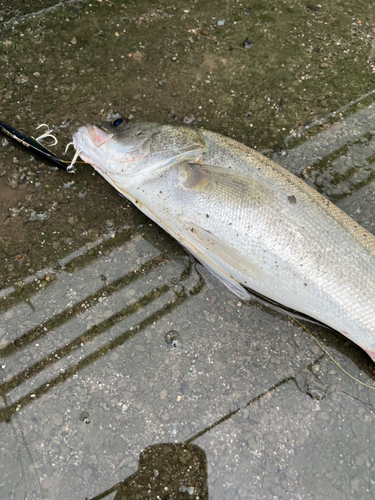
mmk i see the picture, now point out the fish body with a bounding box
[73,121,375,362]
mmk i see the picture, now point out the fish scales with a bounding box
[201,130,375,341]
[202,129,375,305]
[73,121,375,362]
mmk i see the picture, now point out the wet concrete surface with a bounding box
[0,0,77,24]
[0,0,375,499]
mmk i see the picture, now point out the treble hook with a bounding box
[0,120,68,171]
[35,123,58,146]
[64,142,81,173]
[64,141,74,155]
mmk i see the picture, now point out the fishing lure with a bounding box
[0,120,75,172]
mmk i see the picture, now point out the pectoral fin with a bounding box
[186,222,268,300]
[181,163,271,203]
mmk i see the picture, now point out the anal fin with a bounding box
[186,222,267,300]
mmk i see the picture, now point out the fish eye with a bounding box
[111,118,124,127]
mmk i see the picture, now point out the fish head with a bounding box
[73,121,206,178]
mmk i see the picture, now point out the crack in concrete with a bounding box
[85,375,303,500]
[11,420,46,500]
[185,376,296,445]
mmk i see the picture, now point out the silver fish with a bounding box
[73,121,375,362]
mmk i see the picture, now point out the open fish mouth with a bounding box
[72,127,100,172]
[71,124,144,175]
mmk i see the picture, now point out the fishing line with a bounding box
[291,316,375,391]
[244,289,375,390]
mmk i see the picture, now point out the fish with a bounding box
[73,120,375,363]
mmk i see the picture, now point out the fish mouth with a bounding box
[72,126,104,172]
[86,124,114,147]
